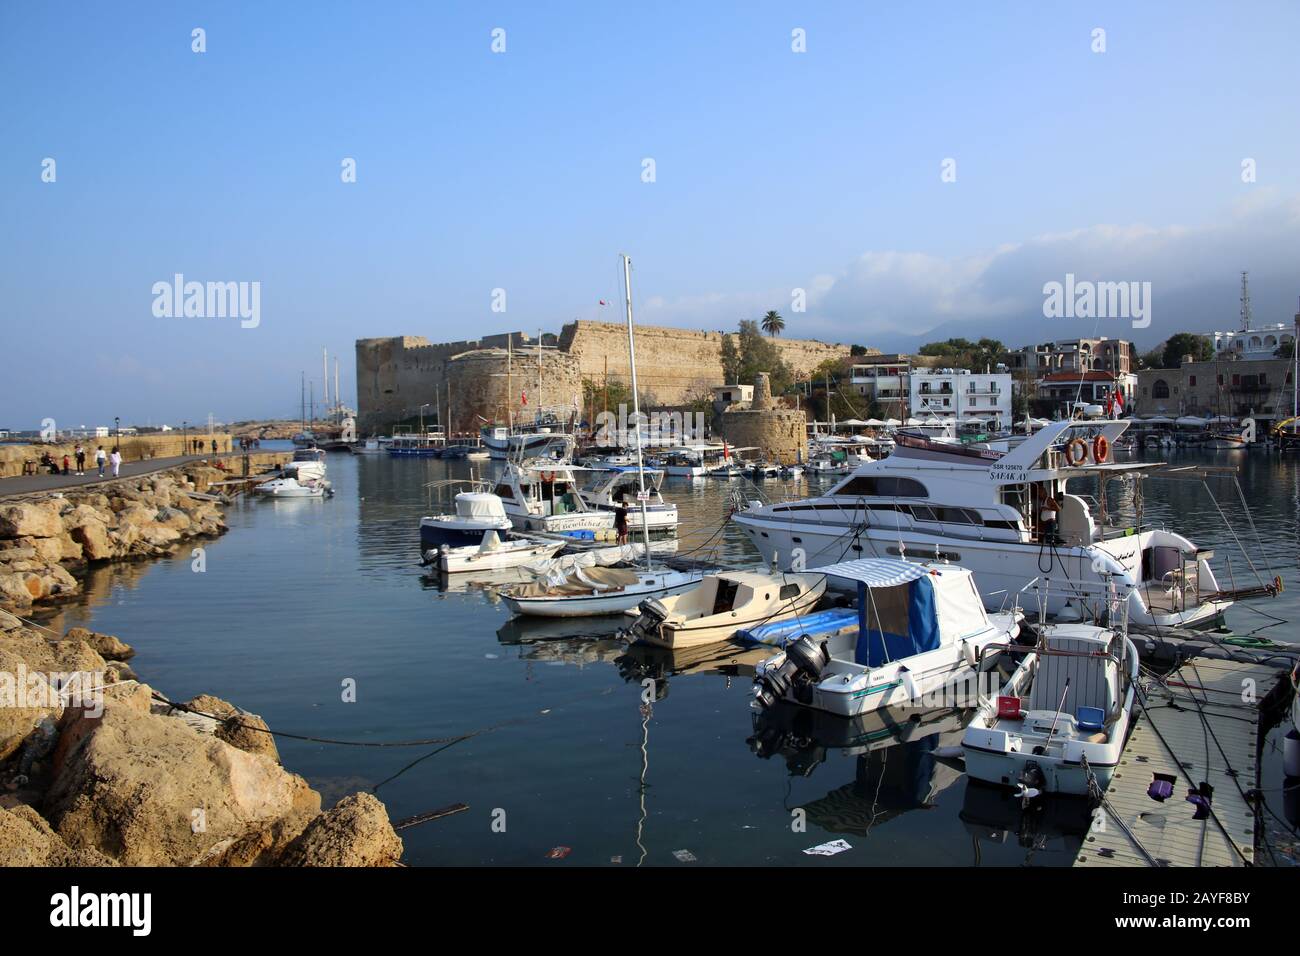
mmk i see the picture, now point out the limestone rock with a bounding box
[45,690,320,866]
[181,694,279,763]
[0,501,64,539]
[64,627,134,661]
[0,646,64,763]
[0,804,117,866]
[278,792,403,867]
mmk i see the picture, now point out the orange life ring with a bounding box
[1092,435,1109,463]
[1066,438,1089,465]
[540,471,555,483]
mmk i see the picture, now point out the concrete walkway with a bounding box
[0,454,239,498]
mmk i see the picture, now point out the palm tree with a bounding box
[761,310,785,336]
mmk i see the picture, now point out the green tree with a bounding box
[719,333,741,383]
[1136,347,1166,369]
[761,310,786,336]
[918,337,1005,371]
[1275,339,1295,360]
[735,319,794,393]
[1161,333,1212,368]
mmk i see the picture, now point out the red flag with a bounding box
[599,299,607,306]
[521,390,527,406]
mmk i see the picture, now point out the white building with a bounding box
[847,354,912,418]
[1209,322,1295,361]
[909,368,1012,426]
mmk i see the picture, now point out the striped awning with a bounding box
[812,558,933,588]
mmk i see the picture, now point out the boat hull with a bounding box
[732,514,1228,628]
[640,583,825,650]
[503,576,699,618]
[438,540,563,573]
[420,519,512,550]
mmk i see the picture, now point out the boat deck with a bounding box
[1074,657,1287,868]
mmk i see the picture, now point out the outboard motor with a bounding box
[1016,761,1047,807]
[618,597,669,644]
[752,635,830,710]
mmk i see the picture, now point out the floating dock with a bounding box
[1075,657,1289,868]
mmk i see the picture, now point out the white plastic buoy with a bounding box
[1284,728,1300,779]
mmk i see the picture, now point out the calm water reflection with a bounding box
[34,443,1299,865]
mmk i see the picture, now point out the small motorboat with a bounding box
[283,447,327,481]
[619,569,827,649]
[254,476,331,498]
[419,492,513,551]
[435,531,564,574]
[749,558,1020,717]
[779,464,803,479]
[961,621,1138,798]
[576,466,678,533]
[500,565,701,618]
[748,462,781,480]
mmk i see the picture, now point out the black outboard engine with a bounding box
[618,597,669,644]
[752,635,830,710]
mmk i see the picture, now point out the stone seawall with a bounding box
[0,433,236,479]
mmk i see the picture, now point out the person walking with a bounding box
[75,444,86,475]
[95,445,106,477]
[110,447,122,478]
[61,453,71,476]
[211,438,218,454]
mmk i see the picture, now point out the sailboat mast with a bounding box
[300,372,306,431]
[622,254,652,569]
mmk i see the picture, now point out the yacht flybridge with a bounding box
[732,418,1274,629]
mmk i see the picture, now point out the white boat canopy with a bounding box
[812,558,992,661]
[1176,416,1208,426]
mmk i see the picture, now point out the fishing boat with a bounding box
[435,530,564,574]
[493,458,616,534]
[619,569,827,649]
[732,418,1267,629]
[419,492,513,551]
[499,564,701,617]
[497,254,694,617]
[780,464,804,479]
[961,618,1138,798]
[749,558,1020,717]
[1202,423,1249,451]
[660,444,728,478]
[748,462,781,480]
[577,466,678,533]
[480,420,572,460]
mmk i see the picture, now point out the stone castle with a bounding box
[355,321,858,433]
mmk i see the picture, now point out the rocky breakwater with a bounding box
[0,465,238,610]
[0,611,404,866]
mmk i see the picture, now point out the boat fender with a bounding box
[1066,438,1089,465]
[962,640,978,668]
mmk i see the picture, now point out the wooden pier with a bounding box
[1075,657,1289,868]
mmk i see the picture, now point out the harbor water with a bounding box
[35,445,1300,866]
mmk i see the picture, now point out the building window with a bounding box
[1188,375,1196,386]
[1152,379,1170,399]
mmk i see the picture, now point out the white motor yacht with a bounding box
[577,467,678,533]
[732,419,1263,629]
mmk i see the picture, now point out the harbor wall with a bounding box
[356,322,857,432]
[0,433,236,479]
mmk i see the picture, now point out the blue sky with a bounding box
[3,1,1299,426]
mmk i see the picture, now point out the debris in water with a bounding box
[545,846,571,859]
[672,849,696,862]
[803,839,852,857]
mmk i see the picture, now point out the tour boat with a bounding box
[435,531,564,574]
[419,492,513,551]
[388,430,447,457]
[731,418,1251,629]
[618,569,827,649]
[577,466,678,533]
[494,458,617,535]
[500,564,701,617]
[749,558,1020,717]
[961,619,1139,798]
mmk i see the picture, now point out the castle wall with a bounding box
[357,322,861,431]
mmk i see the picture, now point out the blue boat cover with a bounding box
[855,577,940,667]
[737,608,859,647]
